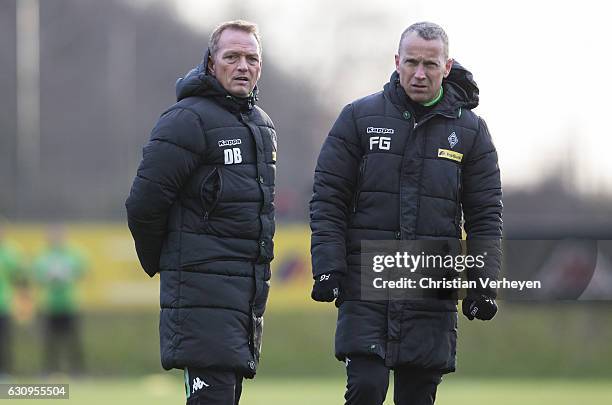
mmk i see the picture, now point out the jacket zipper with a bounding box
[455,167,463,235]
[352,157,367,213]
[413,109,458,130]
[403,109,459,237]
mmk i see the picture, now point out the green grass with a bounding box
[5,375,612,405]
[10,303,612,377]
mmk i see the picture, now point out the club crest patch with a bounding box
[448,131,458,148]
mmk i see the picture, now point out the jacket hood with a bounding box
[175,48,258,111]
[444,60,479,109]
[385,60,479,113]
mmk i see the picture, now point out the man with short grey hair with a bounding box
[127,19,277,405]
[399,21,449,58]
[310,21,502,405]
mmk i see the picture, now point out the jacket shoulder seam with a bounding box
[150,137,201,156]
[135,173,174,191]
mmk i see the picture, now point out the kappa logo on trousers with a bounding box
[192,377,210,394]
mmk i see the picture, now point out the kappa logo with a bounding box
[448,132,458,149]
[218,139,242,147]
[367,127,395,135]
[192,377,210,394]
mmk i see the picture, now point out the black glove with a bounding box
[462,294,497,321]
[311,272,342,303]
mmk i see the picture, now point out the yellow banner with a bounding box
[3,223,317,311]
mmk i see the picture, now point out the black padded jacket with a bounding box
[310,63,502,372]
[126,60,276,377]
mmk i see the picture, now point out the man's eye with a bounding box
[225,55,238,62]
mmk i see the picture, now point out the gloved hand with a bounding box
[311,272,342,303]
[462,294,497,320]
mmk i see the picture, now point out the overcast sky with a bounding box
[129,0,612,194]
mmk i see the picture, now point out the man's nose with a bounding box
[414,64,426,79]
[237,57,248,71]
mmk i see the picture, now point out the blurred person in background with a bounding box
[310,22,502,405]
[0,227,24,378]
[126,20,276,405]
[33,225,87,376]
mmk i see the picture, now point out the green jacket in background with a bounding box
[0,241,22,314]
[33,245,87,314]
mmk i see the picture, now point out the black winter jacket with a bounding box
[126,61,276,377]
[310,63,502,373]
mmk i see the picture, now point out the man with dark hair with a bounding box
[126,20,276,405]
[310,21,502,405]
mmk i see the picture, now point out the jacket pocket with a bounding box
[352,156,368,213]
[200,167,223,221]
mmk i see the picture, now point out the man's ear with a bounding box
[207,53,215,76]
[395,54,400,74]
[444,58,454,78]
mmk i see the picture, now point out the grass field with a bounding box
[7,304,612,403]
[12,304,612,378]
[6,375,612,404]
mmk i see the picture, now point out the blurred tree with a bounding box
[0,1,18,216]
[0,0,329,221]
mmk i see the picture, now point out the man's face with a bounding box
[208,29,261,98]
[395,32,453,104]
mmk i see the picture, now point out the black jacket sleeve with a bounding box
[462,116,503,297]
[310,104,363,278]
[125,108,205,277]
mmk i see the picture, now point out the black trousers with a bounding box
[185,367,243,405]
[43,313,84,374]
[0,315,11,374]
[345,355,443,405]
